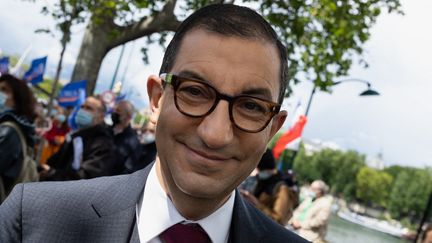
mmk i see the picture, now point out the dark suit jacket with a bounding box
[0,164,308,243]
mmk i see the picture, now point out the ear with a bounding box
[147,75,164,125]
[268,110,287,138]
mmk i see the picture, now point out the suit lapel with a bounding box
[228,190,266,243]
[89,163,153,242]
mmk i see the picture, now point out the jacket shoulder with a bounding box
[234,191,310,243]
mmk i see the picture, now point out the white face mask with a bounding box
[258,170,273,180]
[308,191,317,199]
[141,132,155,144]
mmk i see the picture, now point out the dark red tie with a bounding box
[160,223,211,243]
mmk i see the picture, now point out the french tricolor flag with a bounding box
[272,102,308,160]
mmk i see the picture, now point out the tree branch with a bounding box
[208,0,227,4]
[108,0,181,49]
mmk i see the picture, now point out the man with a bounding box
[136,121,157,171]
[39,96,116,181]
[110,100,141,175]
[0,4,308,243]
[289,180,333,243]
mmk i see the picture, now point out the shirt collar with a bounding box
[136,165,235,243]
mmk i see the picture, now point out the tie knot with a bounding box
[160,223,211,243]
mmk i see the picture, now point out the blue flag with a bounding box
[23,56,47,84]
[0,57,9,75]
[58,80,87,108]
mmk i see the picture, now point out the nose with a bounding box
[196,100,234,149]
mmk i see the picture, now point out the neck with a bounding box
[113,123,127,134]
[155,161,230,220]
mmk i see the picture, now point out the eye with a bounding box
[177,81,214,101]
[183,86,205,97]
[239,99,267,113]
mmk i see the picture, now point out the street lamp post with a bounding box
[304,78,380,117]
[282,78,379,170]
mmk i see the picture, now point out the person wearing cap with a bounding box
[289,180,333,243]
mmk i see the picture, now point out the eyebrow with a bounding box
[176,70,275,101]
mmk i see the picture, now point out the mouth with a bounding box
[189,146,229,160]
[182,143,231,168]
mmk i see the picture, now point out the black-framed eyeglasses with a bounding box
[160,73,281,133]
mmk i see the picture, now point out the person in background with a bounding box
[241,148,298,225]
[422,224,432,243]
[135,121,157,172]
[289,179,333,243]
[110,100,140,175]
[39,105,70,165]
[39,96,116,181]
[0,74,37,202]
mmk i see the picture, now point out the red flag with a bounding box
[272,115,307,160]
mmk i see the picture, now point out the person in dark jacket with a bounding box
[241,149,298,225]
[39,96,116,181]
[109,100,141,175]
[0,74,37,199]
[135,122,157,172]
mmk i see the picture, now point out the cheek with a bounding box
[6,94,15,107]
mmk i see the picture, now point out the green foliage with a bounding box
[36,0,402,95]
[32,78,64,100]
[356,167,393,207]
[388,169,432,219]
[132,111,148,126]
[256,0,403,94]
[290,144,431,222]
[293,147,365,201]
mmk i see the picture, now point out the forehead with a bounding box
[171,29,280,100]
[114,103,125,112]
[0,82,11,92]
[85,97,102,109]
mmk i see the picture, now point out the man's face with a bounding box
[81,97,104,125]
[113,103,129,125]
[0,81,15,108]
[148,29,287,204]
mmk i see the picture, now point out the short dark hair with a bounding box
[91,95,106,114]
[0,74,37,121]
[160,4,288,104]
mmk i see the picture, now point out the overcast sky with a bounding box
[1,0,431,168]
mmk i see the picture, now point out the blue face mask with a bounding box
[55,114,66,123]
[75,109,94,129]
[258,170,273,180]
[50,109,58,116]
[0,91,9,112]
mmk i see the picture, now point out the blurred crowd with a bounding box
[0,74,156,199]
[239,148,333,243]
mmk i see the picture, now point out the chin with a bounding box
[176,174,230,200]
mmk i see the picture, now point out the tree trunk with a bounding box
[70,17,114,94]
[71,1,180,95]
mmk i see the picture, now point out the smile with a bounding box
[183,143,231,168]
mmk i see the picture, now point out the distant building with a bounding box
[365,152,385,170]
[302,138,386,170]
[302,138,344,156]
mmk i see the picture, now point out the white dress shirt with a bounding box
[136,164,235,243]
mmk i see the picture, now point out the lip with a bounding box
[184,144,230,162]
